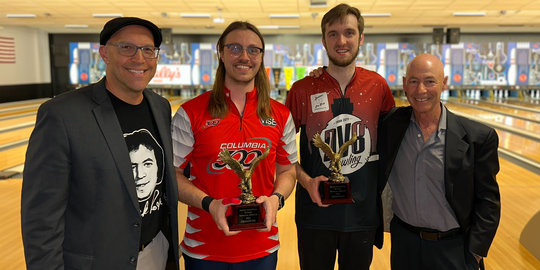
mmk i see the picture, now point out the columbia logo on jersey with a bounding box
[211,140,271,172]
[260,118,277,127]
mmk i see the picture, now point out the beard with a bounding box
[328,46,359,67]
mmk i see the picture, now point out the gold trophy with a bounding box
[218,146,270,230]
[313,133,357,204]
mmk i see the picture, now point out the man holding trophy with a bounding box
[172,21,297,269]
[285,4,395,270]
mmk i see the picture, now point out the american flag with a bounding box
[0,36,16,64]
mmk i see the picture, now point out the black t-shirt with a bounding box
[108,91,164,246]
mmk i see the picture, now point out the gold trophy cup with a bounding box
[313,133,357,204]
[218,146,270,230]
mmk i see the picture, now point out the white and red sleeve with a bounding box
[172,106,194,169]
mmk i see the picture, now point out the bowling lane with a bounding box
[0,127,32,146]
[497,129,540,163]
[0,115,36,130]
[492,98,540,109]
[453,99,540,122]
[0,100,44,119]
[393,98,540,163]
[0,145,27,172]
[0,107,38,119]
[445,102,540,134]
[0,99,45,110]
[0,96,187,175]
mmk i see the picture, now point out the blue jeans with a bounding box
[183,252,277,270]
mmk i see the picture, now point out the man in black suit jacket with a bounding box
[21,17,179,269]
[379,53,500,270]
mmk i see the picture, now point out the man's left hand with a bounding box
[256,195,279,232]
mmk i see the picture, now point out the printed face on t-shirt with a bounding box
[130,144,159,200]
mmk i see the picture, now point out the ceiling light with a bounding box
[363,13,392,17]
[269,14,300,19]
[453,12,486,16]
[422,25,447,28]
[180,13,211,18]
[310,0,327,7]
[92,13,122,18]
[213,8,224,24]
[6,14,37,18]
[258,25,279,29]
[279,25,300,29]
[65,24,89,28]
[258,25,300,29]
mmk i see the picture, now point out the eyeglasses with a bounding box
[108,42,160,59]
[224,43,264,57]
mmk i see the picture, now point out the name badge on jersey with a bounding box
[311,92,329,113]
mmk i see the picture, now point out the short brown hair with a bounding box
[321,3,364,37]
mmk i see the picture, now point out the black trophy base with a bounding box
[319,181,353,204]
[227,203,266,231]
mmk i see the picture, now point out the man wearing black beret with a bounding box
[21,17,180,269]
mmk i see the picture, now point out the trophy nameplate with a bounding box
[219,147,270,231]
[227,203,266,231]
[313,133,356,204]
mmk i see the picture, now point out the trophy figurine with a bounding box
[219,146,270,231]
[313,133,357,204]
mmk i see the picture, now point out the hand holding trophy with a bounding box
[313,133,357,204]
[218,146,270,230]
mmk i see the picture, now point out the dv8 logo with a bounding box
[213,148,265,170]
[319,114,371,174]
[321,121,366,159]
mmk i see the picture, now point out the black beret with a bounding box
[99,17,162,46]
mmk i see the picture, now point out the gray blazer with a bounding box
[21,79,179,269]
[379,106,501,257]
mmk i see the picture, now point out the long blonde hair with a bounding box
[209,21,272,120]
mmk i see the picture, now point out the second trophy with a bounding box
[218,146,270,231]
[313,133,357,204]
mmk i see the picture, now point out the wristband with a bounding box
[272,192,285,210]
[201,196,214,212]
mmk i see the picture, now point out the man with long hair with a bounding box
[285,4,395,270]
[172,21,298,270]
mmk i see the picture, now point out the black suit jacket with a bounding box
[378,106,500,257]
[21,79,179,269]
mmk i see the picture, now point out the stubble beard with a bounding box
[328,46,359,67]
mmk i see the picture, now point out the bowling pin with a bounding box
[377,49,386,77]
[69,47,79,85]
[508,48,517,85]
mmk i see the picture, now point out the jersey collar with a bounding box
[224,86,258,101]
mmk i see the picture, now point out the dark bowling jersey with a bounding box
[172,87,298,262]
[286,67,395,231]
